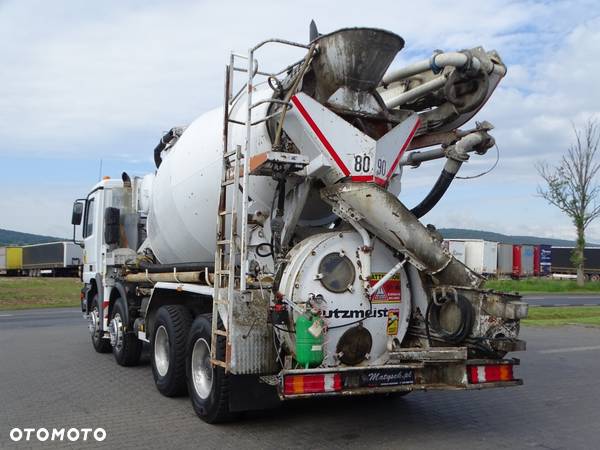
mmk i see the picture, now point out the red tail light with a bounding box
[283,373,342,395]
[468,364,514,384]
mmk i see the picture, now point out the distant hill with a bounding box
[439,228,600,247]
[0,228,66,246]
[2,226,597,248]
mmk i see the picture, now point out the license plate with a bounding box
[358,368,414,387]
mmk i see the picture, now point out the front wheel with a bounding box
[110,298,142,366]
[186,314,233,423]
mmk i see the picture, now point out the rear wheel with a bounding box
[110,298,142,366]
[89,295,111,353]
[186,314,233,423]
[151,305,193,397]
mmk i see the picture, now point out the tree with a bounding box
[536,119,600,286]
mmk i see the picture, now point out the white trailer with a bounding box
[443,240,466,264]
[462,240,498,276]
[71,26,527,423]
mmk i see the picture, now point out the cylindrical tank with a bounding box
[147,89,279,264]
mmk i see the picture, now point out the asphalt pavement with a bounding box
[1,307,600,449]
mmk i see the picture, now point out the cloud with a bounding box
[1,0,600,240]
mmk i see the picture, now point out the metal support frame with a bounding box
[210,38,309,371]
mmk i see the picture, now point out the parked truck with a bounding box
[71,26,527,423]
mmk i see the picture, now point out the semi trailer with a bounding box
[552,247,600,280]
[21,242,83,277]
[72,26,527,423]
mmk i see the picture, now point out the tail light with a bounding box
[283,373,342,395]
[468,364,514,384]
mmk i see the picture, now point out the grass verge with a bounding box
[485,278,600,294]
[523,306,600,326]
[0,277,81,310]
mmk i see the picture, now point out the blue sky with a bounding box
[0,0,599,240]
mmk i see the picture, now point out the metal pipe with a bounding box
[382,52,481,86]
[322,183,484,288]
[369,260,407,296]
[347,217,372,287]
[385,75,447,108]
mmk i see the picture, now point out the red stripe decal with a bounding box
[385,117,421,180]
[291,95,350,176]
[351,175,387,186]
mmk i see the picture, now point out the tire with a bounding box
[151,305,193,397]
[186,314,233,423]
[110,298,142,366]
[90,295,111,353]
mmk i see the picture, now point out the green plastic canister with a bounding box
[295,313,324,367]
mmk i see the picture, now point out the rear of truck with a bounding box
[72,25,527,424]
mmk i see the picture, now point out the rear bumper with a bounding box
[279,356,522,399]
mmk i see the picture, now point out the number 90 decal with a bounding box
[375,158,387,177]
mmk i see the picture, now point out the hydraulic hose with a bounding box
[153,127,185,169]
[426,294,474,345]
[410,131,491,218]
[410,169,455,218]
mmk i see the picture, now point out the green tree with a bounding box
[537,119,600,286]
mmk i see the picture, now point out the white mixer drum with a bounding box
[278,231,411,366]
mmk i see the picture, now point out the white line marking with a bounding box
[540,345,600,354]
[0,314,13,317]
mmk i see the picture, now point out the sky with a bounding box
[1,0,599,241]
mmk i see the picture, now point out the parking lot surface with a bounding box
[1,308,599,449]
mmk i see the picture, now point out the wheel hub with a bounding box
[109,313,124,350]
[154,325,170,377]
[191,338,213,399]
[89,308,100,336]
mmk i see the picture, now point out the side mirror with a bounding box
[71,201,84,225]
[104,207,121,245]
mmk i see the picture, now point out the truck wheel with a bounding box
[151,305,193,397]
[186,314,233,423]
[90,295,111,353]
[110,298,142,366]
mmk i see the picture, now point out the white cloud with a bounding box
[1,0,600,240]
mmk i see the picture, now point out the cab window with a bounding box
[83,198,95,238]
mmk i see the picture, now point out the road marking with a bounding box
[0,314,13,317]
[540,345,600,354]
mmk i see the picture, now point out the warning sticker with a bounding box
[386,309,400,335]
[369,273,401,303]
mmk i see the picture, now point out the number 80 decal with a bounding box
[353,154,371,173]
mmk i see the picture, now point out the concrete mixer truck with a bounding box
[71,25,527,423]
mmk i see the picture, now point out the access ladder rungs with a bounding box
[211,359,228,368]
[217,239,232,245]
[223,149,244,158]
[213,330,228,337]
[214,300,229,306]
[218,210,230,216]
[221,179,236,187]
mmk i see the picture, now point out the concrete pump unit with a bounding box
[72,25,527,423]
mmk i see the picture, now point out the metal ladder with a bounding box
[210,40,311,371]
[210,50,253,370]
